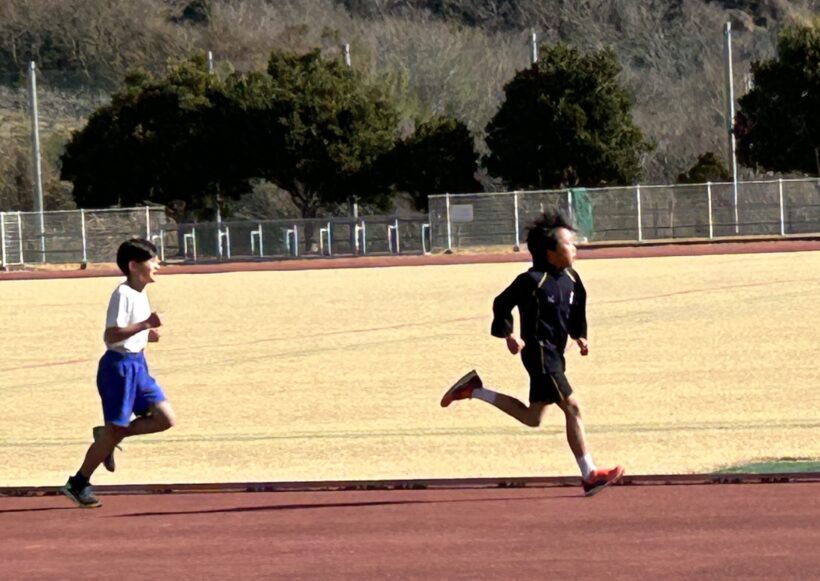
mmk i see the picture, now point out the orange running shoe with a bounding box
[440,370,483,407]
[582,465,625,497]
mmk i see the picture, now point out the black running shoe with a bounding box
[60,477,101,508]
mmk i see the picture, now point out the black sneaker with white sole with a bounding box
[60,477,101,508]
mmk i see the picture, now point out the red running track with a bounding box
[2,482,819,580]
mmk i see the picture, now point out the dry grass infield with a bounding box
[1,251,819,487]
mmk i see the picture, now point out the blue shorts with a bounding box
[96,350,166,427]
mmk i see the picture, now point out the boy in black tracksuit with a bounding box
[440,210,623,496]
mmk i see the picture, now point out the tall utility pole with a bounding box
[27,61,45,261]
[723,22,740,234]
[207,50,222,234]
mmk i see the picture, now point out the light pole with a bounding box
[724,22,740,234]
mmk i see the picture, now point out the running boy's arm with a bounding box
[104,312,161,344]
[490,274,530,355]
[568,268,588,355]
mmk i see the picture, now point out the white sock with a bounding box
[577,454,596,480]
[471,388,497,404]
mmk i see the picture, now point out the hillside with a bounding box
[1,0,817,211]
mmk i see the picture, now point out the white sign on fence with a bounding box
[450,204,474,223]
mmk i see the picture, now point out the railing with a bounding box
[155,216,431,263]
[427,178,820,251]
[1,207,169,268]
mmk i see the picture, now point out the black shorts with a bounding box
[521,345,573,405]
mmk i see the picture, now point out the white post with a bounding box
[225,228,231,258]
[293,224,299,257]
[28,61,45,262]
[159,231,165,262]
[17,212,24,263]
[343,44,351,67]
[445,193,453,253]
[530,30,538,65]
[724,22,740,235]
[567,189,574,223]
[80,209,88,265]
[251,224,264,257]
[145,206,151,239]
[707,182,714,239]
[513,192,520,251]
[1,212,6,268]
[387,219,401,254]
[421,223,430,254]
[207,50,214,74]
[778,178,785,236]
[636,185,643,242]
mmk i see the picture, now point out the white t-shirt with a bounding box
[104,283,151,353]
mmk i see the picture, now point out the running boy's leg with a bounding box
[557,395,624,496]
[125,401,176,436]
[440,370,549,426]
[556,396,588,459]
[473,390,548,427]
[78,424,127,477]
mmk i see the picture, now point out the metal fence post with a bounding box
[421,223,431,254]
[636,185,643,242]
[566,189,574,223]
[707,182,714,239]
[778,178,785,236]
[513,191,520,251]
[144,206,151,239]
[445,193,453,253]
[80,209,88,265]
[17,212,24,263]
[1,212,6,268]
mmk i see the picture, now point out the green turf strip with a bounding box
[713,458,820,474]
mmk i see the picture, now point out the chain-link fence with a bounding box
[428,178,820,251]
[1,209,430,268]
[3,178,818,268]
[1,207,169,267]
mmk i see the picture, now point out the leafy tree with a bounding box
[179,0,212,25]
[60,55,232,219]
[483,43,652,189]
[260,49,400,218]
[735,22,820,175]
[379,116,481,211]
[61,50,403,221]
[676,151,731,184]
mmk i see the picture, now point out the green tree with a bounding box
[260,49,400,217]
[735,22,820,175]
[379,116,481,211]
[60,55,234,220]
[483,43,652,189]
[676,151,731,184]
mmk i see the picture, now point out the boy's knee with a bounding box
[161,411,176,430]
[525,415,541,428]
[562,399,582,419]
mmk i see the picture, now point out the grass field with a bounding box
[1,251,819,487]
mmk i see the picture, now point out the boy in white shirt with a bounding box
[61,239,176,508]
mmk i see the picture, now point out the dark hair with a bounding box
[526,209,575,261]
[116,238,158,275]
